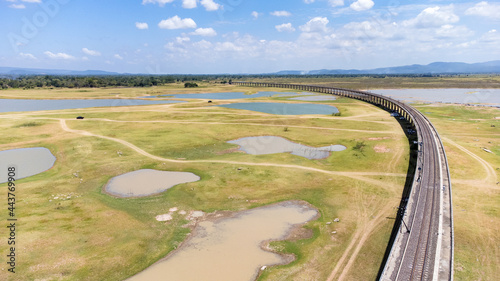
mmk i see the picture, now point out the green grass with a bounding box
[0,85,412,281]
[414,104,499,281]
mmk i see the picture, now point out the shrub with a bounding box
[184,82,198,88]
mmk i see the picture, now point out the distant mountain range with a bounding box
[273,60,500,75]
[0,67,119,76]
[1,60,500,76]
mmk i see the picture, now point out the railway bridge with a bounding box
[233,81,454,281]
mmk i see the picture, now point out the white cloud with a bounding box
[44,51,75,60]
[275,23,296,32]
[404,6,459,28]
[9,4,25,9]
[190,27,217,36]
[158,16,197,29]
[215,42,243,52]
[200,0,221,11]
[435,25,473,39]
[350,0,374,12]
[465,1,500,20]
[304,0,315,3]
[478,29,500,44]
[182,0,197,9]
[193,39,213,49]
[343,20,399,40]
[271,11,292,17]
[82,48,101,56]
[135,22,149,30]
[251,11,260,19]
[176,36,191,43]
[19,53,37,60]
[7,0,41,8]
[300,17,329,33]
[142,0,174,7]
[329,0,344,7]
[114,54,124,60]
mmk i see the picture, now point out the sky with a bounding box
[1,0,499,74]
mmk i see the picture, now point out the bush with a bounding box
[353,141,366,152]
[184,82,198,88]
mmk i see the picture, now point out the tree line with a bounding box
[0,73,456,90]
[0,75,237,89]
[0,75,180,89]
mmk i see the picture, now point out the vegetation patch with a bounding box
[0,84,417,281]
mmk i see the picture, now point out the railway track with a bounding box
[233,82,453,281]
[393,107,442,280]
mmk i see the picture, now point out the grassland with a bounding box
[412,104,499,281]
[0,81,497,280]
[0,83,410,281]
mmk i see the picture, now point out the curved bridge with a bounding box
[234,82,454,281]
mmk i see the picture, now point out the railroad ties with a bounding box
[233,81,453,281]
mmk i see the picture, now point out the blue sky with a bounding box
[1,0,499,74]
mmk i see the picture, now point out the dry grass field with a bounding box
[0,84,409,280]
[0,81,497,280]
[413,104,499,281]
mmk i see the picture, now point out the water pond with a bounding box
[370,88,500,106]
[146,91,300,100]
[0,147,56,183]
[0,99,185,113]
[228,136,346,160]
[218,102,339,115]
[289,95,337,101]
[105,169,200,197]
[128,201,318,281]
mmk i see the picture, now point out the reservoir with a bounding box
[104,169,200,197]
[147,91,300,100]
[0,147,56,183]
[218,102,339,115]
[228,136,346,160]
[370,88,500,106]
[0,99,185,113]
[128,201,318,281]
[289,95,337,101]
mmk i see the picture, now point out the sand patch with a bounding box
[367,137,391,141]
[374,145,391,153]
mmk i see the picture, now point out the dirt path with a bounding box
[59,119,405,180]
[2,110,407,280]
[1,112,398,134]
[59,118,406,281]
[443,137,497,183]
[388,144,405,173]
[327,202,394,281]
[65,118,399,134]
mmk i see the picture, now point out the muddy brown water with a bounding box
[104,169,200,197]
[128,201,318,281]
